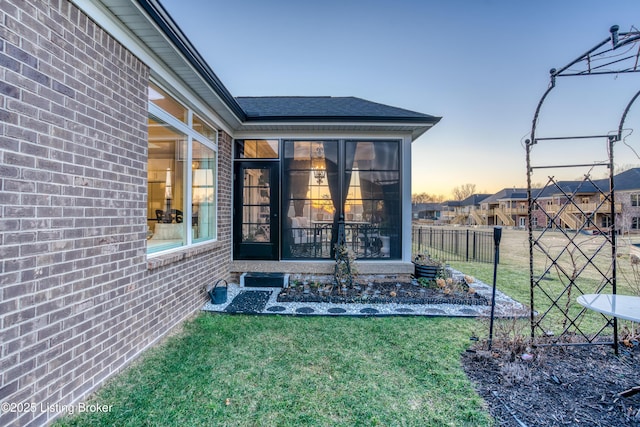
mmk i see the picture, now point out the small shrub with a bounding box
[478,316,531,358]
[413,253,443,267]
[334,243,358,288]
[417,277,438,289]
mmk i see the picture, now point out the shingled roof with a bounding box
[236,96,441,123]
[611,167,640,191]
[460,194,492,206]
[534,181,603,198]
[481,188,529,204]
[533,168,640,198]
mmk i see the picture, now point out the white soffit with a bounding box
[72,0,242,134]
[237,122,435,140]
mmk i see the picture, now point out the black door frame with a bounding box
[233,161,280,260]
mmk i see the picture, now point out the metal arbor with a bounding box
[526,26,640,351]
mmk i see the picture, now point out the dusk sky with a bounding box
[160,0,640,198]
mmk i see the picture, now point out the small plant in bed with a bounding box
[278,273,487,305]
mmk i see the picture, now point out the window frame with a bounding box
[280,138,402,260]
[147,82,219,256]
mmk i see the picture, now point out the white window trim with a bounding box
[148,92,219,256]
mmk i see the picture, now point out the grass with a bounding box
[55,227,640,426]
[441,227,640,336]
[54,314,493,427]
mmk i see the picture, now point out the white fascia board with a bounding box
[71,0,237,136]
[239,120,434,134]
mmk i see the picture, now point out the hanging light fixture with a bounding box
[311,143,326,185]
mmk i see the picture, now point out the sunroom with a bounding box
[231,96,440,275]
[134,2,440,275]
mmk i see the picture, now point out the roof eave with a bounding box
[242,116,440,139]
[136,0,246,122]
[88,1,441,136]
[237,119,439,140]
[243,115,441,124]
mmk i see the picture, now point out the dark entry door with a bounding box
[234,161,279,260]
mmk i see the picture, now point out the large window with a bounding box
[147,83,217,255]
[147,120,187,253]
[631,194,640,207]
[282,140,401,259]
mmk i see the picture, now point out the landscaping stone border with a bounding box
[203,268,527,317]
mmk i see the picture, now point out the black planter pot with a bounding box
[414,263,442,279]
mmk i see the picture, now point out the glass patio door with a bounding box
[233,161,279,260]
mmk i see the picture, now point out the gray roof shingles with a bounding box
[481,188,528,204]
[611,167,640,191]
[534,168,640,198]
[461,194,492,206]
[236,96,441,123]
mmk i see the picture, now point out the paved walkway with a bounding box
[202,269,527,318]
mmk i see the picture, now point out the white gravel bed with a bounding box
[202,268,527,318]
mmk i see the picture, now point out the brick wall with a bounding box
[0,1,232,426]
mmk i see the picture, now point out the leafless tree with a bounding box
[412,192,445,204]
[452,184,477,201]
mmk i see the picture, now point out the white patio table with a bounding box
[576,294,640,322]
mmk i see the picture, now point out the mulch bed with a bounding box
[462,342,640,426]
[277,280,488,305]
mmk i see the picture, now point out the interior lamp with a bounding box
[311,143,326,185]
[164,168,172,201]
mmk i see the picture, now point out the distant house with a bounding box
[612,168,640,233]
[438,200,462,224]
[412,202,443,221]
[449,168,640,232]
[531,181,607,230]
[477,188,529,227]
[451,194,492,225]
[531,168,640,232]
[0,1,441,425]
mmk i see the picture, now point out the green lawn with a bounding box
[448,229,640,336]
[54,314,493,427]
[415,227,639,337]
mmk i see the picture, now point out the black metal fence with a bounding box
[412,226,495,264]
